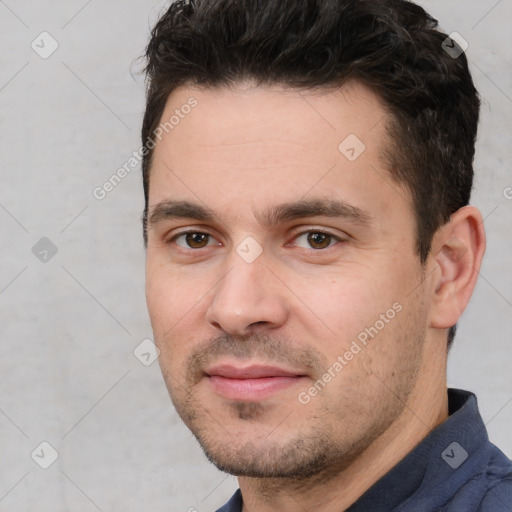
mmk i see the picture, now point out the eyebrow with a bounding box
[147,198,374,229]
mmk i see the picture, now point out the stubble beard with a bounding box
[167,365,420,483]
[162,315,425,483]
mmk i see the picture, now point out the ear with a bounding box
[428,206,486,330]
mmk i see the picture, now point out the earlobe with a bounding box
[429,206,486,329]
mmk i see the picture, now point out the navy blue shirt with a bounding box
[216,389,512,511]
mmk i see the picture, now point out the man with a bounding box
[141,0,512,510]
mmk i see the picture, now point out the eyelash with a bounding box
[167,229,344,251]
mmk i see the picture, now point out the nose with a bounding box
[205,250,288,336]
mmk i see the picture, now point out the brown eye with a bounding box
[293,231,340,250]
[307,232,332,249]
[184,233,210,248]
[172,232,214,249]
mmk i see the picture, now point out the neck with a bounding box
[238,362,449,512]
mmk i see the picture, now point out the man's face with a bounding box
[145,82,431,478]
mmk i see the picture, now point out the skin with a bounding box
[144,81,486,511]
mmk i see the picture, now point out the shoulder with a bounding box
[477,445,512,512]
[445,444,512,512]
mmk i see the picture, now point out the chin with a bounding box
[189,421,356,480]
[202,442,332,479]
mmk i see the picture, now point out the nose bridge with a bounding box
[206,247,287,333]
[222,254,262,301]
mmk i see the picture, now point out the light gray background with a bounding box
[0,1,511,511]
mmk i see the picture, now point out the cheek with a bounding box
[292,266,418,371]
[294,274,393,337]
[145,259,211,355]
[145,276,185,374]
[145,259,190,333]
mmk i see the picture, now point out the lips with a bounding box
[204,363,307,401]
[206,364,301,379]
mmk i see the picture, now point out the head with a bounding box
[142,0,485,480]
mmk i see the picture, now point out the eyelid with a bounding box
[287,227,347,246]
[165,226,347,250]
[167,228,221,247]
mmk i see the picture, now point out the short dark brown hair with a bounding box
[141,0,480,347]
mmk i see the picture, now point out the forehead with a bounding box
[154,81,387,159]
[147,81,409,229]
